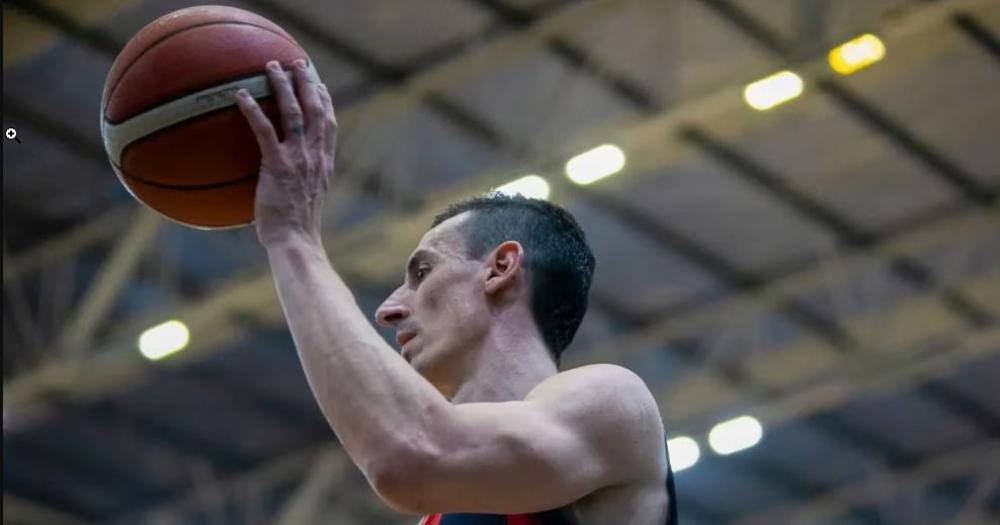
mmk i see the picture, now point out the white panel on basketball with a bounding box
[101,63,320,166]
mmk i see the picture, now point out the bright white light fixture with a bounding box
[139,320,190,361]
[667,436,701,472]
[708,415,763,455]
[743,71,804,111]
[565,144,626,185]
[494,174,551,200]
[829,33,886,75]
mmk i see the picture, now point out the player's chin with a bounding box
[408,343,444,377]
[402,340,429,368]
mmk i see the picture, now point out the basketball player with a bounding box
[235,59,677,524]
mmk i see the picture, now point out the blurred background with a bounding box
[3,0,1000,523]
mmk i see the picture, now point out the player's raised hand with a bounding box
[235,58,338,248]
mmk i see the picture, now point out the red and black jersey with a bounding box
[418,509,574,524]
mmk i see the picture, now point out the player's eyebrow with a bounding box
[406,249,435,276]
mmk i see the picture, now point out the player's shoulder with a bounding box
[531,363,659,416]
[533,364,665,479]
[543,363,651,392]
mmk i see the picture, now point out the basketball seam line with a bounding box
[104,19,301,120]
[117,160,258,191]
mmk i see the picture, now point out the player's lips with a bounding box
[396,331,417,349]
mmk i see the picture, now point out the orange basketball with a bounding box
[101,5,316,228]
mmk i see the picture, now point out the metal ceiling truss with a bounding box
[691,0,999,473]
[5,0,995,434]
[2,0,644,369]
[465,0,662,112]
[732,440,1000,525]
[237,0,509,149]
[3,493,95,525]
[2,0,636,271]
[952,12,1000,62]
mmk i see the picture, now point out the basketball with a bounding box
[100,5,317,228]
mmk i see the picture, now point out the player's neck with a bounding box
[450,330,557,404]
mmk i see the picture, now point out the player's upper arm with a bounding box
[369,364,665,515]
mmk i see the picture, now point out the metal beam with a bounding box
[239,0,506,149]
[183,366,328,433]
[331,0,634,128]
[679,127,873,245]
[273,448,349,525]
[116,445,328,524]
[818,79,998,206]
[57,208,161,354]
[808,412,920,469]
[918,383,1000,439]
[0,96,136,284]
[5,0,123,56]
[680,127,995,330]
[572,186,857,354]
[950,465,1000,525]
[466,0,661,112]
[2,493,94,525]
[730,440,1000,525]
[953,12,1000,63]
[565,206,998,372]
[106,398,255,473]
[2,95,108,166]
[697,0,790,55]
[702,325,1000,435]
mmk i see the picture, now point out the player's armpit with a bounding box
[369,364,665,515]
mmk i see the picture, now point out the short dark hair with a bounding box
[432,193,595,362]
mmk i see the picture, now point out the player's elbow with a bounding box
[367,442,441,514]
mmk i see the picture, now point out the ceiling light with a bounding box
[743,71,803,111]
[494,174,551,200]
[566,144,626,185]
[709,415,763,455]
[829,33,885,75]
[667,436,701,472]
[139,320,190,361]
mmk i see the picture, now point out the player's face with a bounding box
[375,213,490,392]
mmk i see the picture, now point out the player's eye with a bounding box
[415,266,430,282]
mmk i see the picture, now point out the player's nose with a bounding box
[375,289,410,328]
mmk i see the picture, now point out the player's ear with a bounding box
[484,241,523,296]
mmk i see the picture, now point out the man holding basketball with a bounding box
[235,59,676,524]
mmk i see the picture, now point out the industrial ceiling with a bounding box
[3,0,1000,523]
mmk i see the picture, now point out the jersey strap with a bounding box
[420,512,564,524]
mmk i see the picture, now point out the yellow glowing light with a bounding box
[566,144,626,185]
[667,436,701,472]
[743,71,804,111]
[829,34,886,75]
[494,175,551,200]
[139,320,190,361]
[709,415,763,455]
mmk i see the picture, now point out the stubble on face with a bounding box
[403,214,488,389]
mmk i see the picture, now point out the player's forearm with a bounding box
[264,237,449,471]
